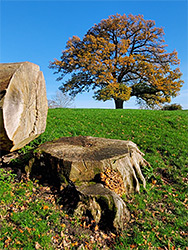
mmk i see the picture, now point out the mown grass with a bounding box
[1,108,188,249]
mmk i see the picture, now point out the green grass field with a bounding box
[1,108,188,249]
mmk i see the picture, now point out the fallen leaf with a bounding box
[25,227,32,233]
[72,242,78,246]
[110,232,116,238]
[152,179,157,185]
[35,242,42,249]
[130,244,137,248]
[43,205,49,210]
[101,232,108,239]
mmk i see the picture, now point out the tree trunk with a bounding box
[0,62,48,153]
[114,98,124,109]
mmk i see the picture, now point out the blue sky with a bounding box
[1,0,188,109]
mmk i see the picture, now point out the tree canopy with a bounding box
[50,14,184,109]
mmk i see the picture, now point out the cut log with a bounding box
[0,62,48,153]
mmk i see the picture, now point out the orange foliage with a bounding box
[50,14,184,108]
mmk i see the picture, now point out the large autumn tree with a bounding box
[50,14,184,109]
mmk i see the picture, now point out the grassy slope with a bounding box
[1,109,188,249]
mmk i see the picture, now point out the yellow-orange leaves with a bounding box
[96,82,131,101]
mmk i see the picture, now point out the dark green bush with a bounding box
[162,103,182,110]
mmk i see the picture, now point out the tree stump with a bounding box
[0,62,48,153]
[31,136,150,232]
[34,136,148,194]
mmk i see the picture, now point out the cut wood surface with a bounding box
[0,62,48,152]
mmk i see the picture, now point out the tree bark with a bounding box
[114,98,124,109]
[0,62,48,153]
